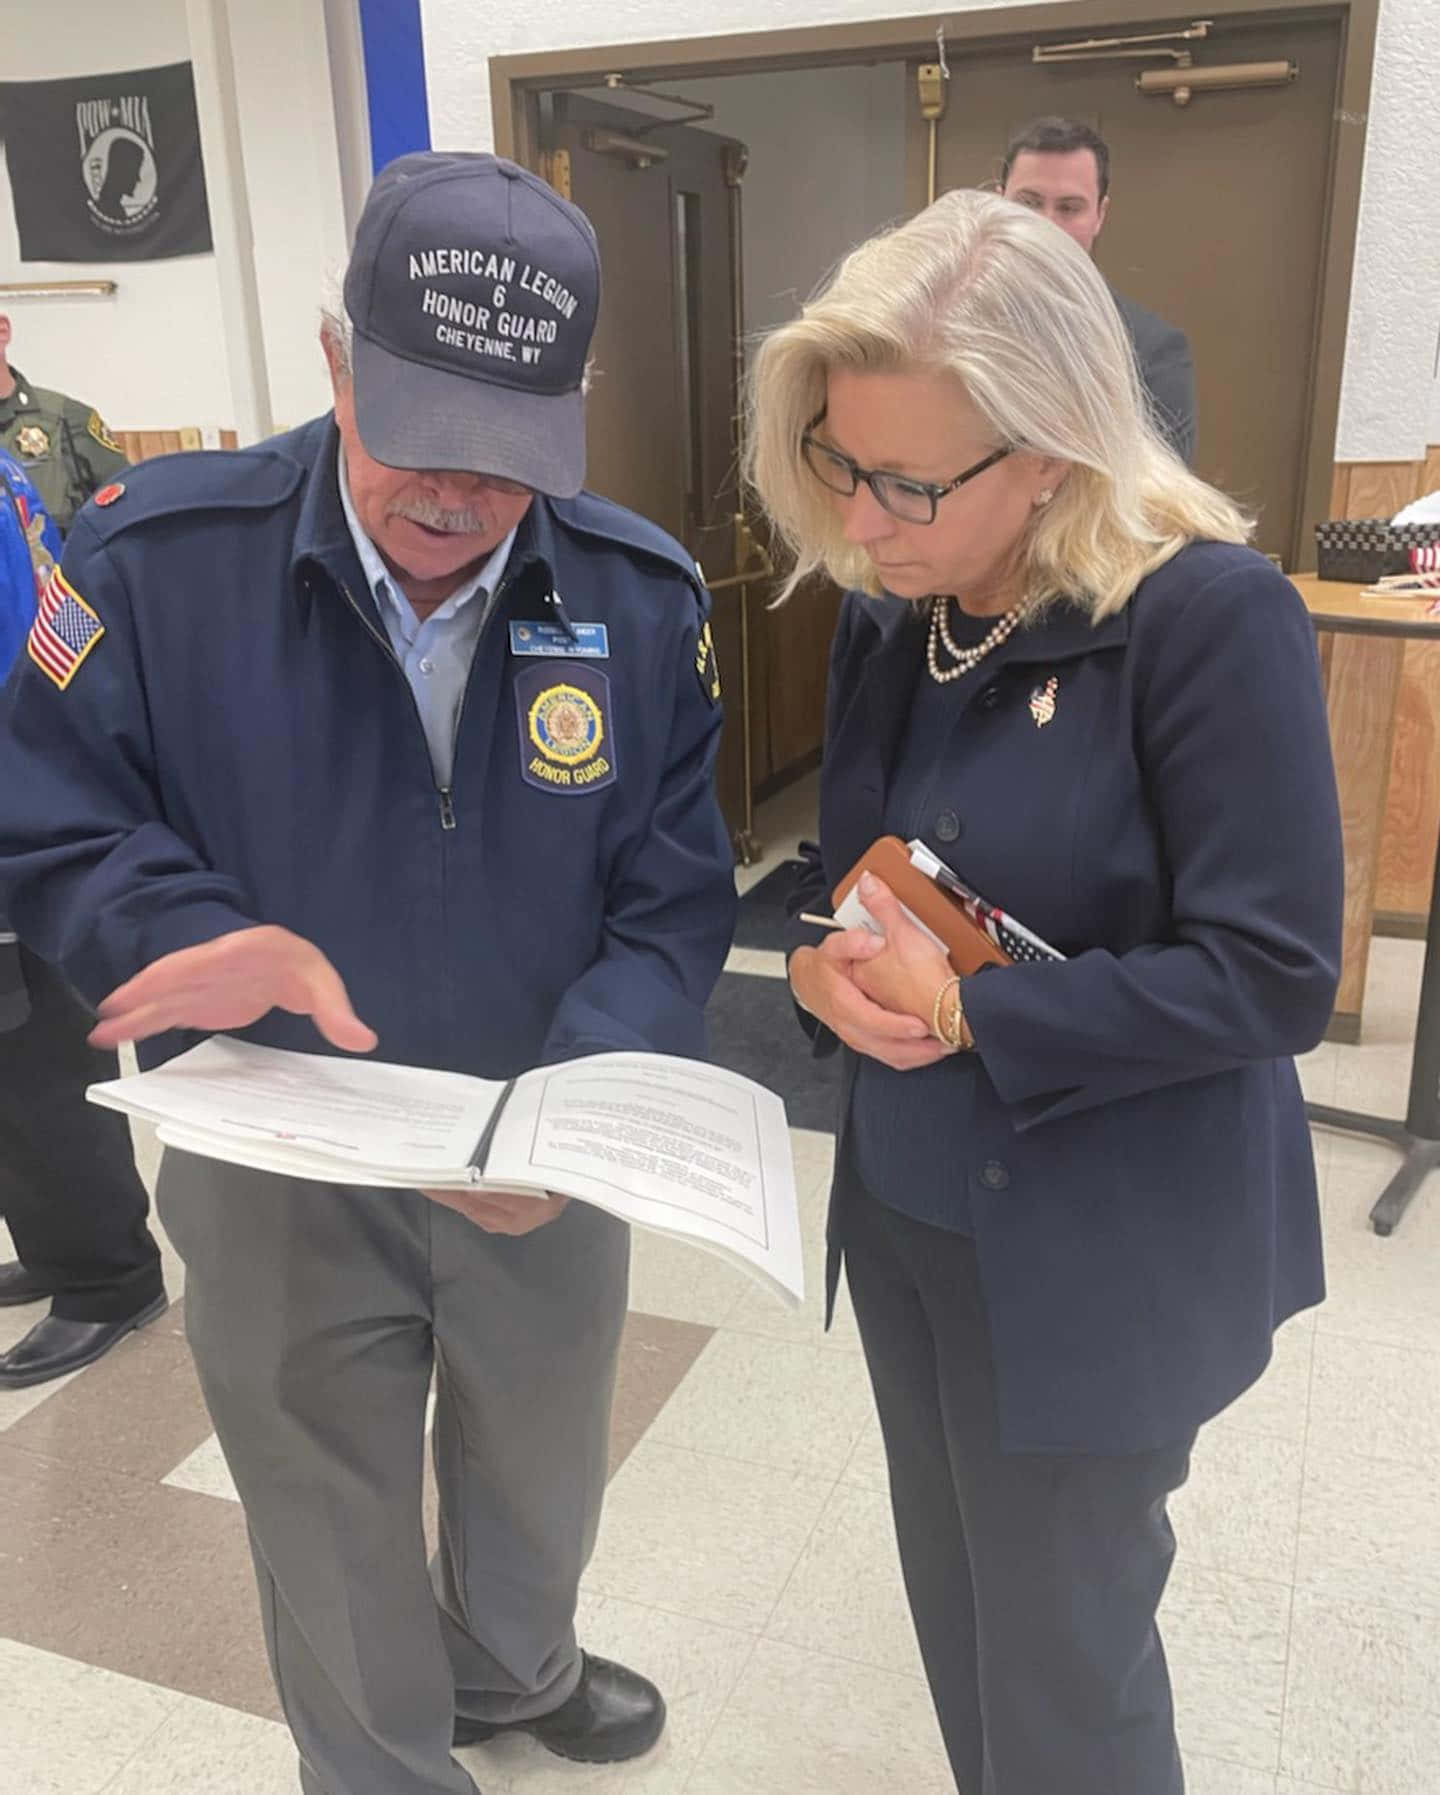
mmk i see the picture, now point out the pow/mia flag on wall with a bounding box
[0,62,212,262]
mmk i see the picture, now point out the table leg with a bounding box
[1306,813,1440,1235]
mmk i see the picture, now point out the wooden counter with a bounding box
[1289,576,1440,1041]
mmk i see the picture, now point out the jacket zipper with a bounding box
[336,578,458,831]
[336,572,516,835]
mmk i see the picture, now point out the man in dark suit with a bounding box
[1001,117,1197,464]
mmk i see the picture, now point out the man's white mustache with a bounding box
[390,498,491,533]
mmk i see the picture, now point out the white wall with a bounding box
[0,0,231,430]
[666,67,906,352]
[0,0,350,434]
[1331,0,1440,463]
[421,0,1440,464]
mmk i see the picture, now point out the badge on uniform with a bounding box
[508,619,609,658]
[514,662,617,795]
[1029,676,1059,728]
[15,424,50,461]
[28,567,105,690]
[87,411,124,456]
[694,619,721,705]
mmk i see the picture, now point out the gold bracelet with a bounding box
[931,974,962,1045]
[950,982,974,1051]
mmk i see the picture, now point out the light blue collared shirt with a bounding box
[338,448,517,789]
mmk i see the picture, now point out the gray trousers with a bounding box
[157,1152,630,1795]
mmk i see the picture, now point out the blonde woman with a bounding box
[749,190,1342,1794]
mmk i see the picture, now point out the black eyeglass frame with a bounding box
[800,423,1012,525]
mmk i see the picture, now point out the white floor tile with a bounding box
[161,1431,240,1503]
[461,1595,756,1794]
[98,1695,299,1795]
[1297,1041,1339,1107]
[683,1637,952,1795]
[0,1639,181,1795]
[764,1481,924,1679]
[785,1127,837,1202]
[1163,1561,1290,1772]
[1307,1333,1440,1467]
[722,946,789,980]
[582,1439,833,1633]
[647,1329,872,1482]
[627,1229,749,1329]
[1281,1589,1440,1794]
[1171,1427,1304,1584]
[837,1414,889,1494]
[1315,1166,1440,1355]
[1211,1319,1316,1444]
[1296,1446,1440,1617]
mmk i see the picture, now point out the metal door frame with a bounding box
[491,0,1378,571]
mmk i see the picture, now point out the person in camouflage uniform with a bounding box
[0,312,130,535]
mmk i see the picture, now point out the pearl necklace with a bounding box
[925,596,1022,684]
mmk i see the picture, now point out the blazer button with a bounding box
[980,1160,1010,1191]
[979,685,1002,709]
[935,810,961,843]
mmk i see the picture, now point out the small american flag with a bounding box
[27,567,105,690]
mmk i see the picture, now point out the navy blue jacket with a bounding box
[0,417,736,1078]
[789,543,1343,1454]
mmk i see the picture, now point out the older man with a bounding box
[1001,116,1197,464]
[0,152,736,1795]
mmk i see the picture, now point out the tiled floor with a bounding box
[4,777,1440,1793]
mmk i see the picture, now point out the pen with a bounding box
[798,912,847,930]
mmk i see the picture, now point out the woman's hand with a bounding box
[848,874,958,1023]
[790,886,953,1072]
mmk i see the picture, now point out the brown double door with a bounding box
[544,94,752,837]
[918,7,1344,564]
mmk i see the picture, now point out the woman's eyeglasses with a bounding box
[800,430,1011,525]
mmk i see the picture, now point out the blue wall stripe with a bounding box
[356,0,432,174]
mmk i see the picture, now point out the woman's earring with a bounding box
[1035,488,1054,507]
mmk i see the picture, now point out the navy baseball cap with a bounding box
[343,151,600,497]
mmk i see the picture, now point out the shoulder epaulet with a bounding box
[548,490,704,591]
[75,446,305,540]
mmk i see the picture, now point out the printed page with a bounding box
[89,1037,503,1183]
[489,1053,804,1305]
[834,885,950,955]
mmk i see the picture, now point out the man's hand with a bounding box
[790,889,952,1073]
[89,925,378,1052]
[423,1188,571,1236]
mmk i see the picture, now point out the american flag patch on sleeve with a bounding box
[27,567,106,690]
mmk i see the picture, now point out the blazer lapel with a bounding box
[820,596,927,887]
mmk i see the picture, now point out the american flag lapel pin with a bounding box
[1029,675,1059,728]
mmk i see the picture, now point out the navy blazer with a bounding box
[788,542,1343,1454]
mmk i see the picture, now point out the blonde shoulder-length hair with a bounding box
[745,188,1249,618]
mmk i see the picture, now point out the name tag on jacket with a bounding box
[508,620,609,658]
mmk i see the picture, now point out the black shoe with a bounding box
[0,1292,169,1389]
[0,1261,56,1307]
[454,1653,666,1763]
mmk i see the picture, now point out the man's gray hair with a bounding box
[319,277,353,378]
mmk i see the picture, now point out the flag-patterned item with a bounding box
[1029,675,1059,728]
[950,886,1066,964]
[1413,545,1440,573]
[27,566,105,689]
